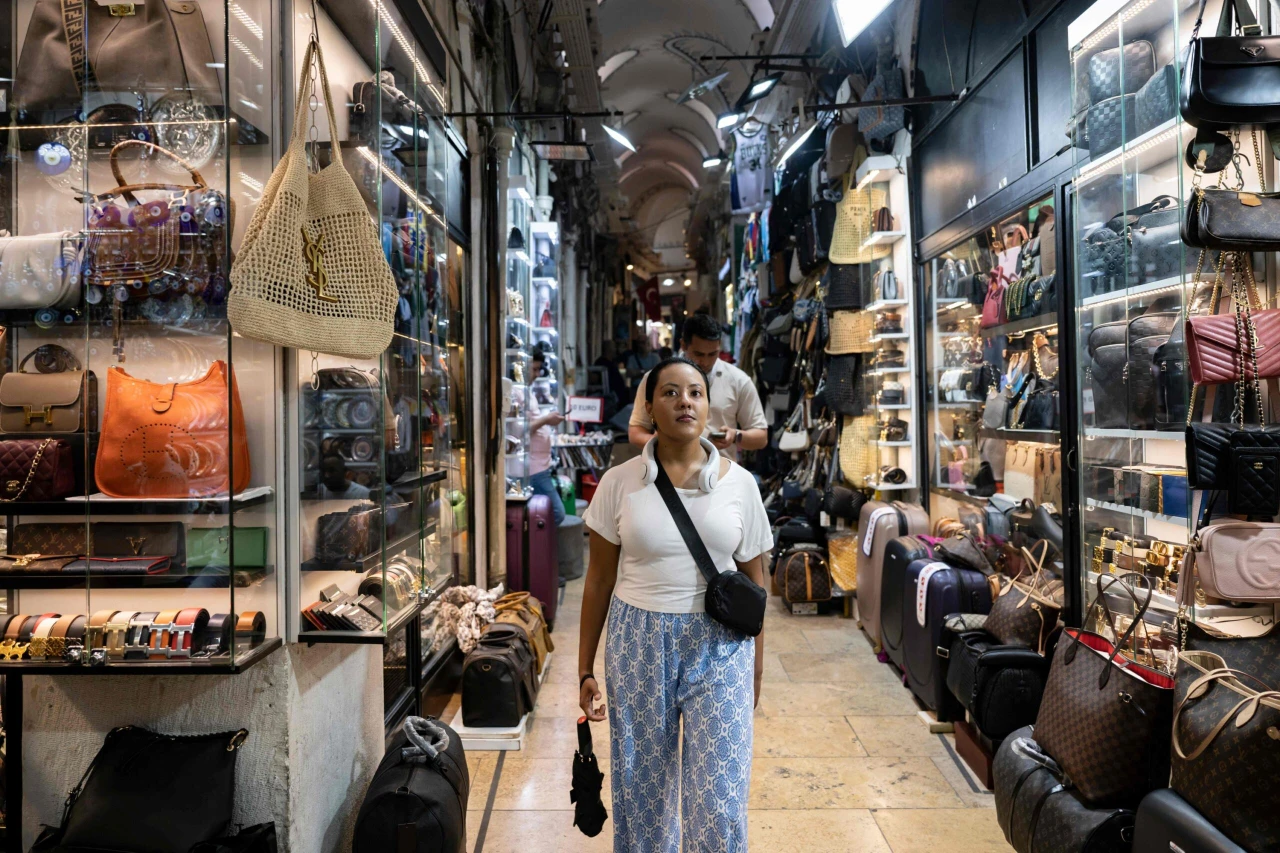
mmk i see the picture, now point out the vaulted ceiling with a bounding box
[593,0,778,273]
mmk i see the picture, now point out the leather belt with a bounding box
[203,613,233,656]
[148,609,181,659]
[43,614,78,661]
[166,607,209,659]
[28,615,61,660]
[86,609,118,651]
[105,611,139,660]
[125,612,159,660]
[235,611,266,649]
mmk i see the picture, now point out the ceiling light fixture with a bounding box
[603,124,637,152]
[676,71,730,104]
[716,111,743,129]
[738,71,784,108]
[663,277,675,286]
[702,152,725,168]
[833,0,894,47]
[625,254,635,271]
[776,121,818,170]
[683,277,693,287]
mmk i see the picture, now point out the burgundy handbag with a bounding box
[1186,258,1280,384]
[980,270,1008,328]
[0,438,74,502]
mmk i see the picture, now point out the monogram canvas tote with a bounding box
[229,38,397,359]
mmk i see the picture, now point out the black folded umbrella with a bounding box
[570,717,608,837]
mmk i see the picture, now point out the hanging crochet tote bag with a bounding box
[228,38,397,359]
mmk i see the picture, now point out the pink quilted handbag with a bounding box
[1186,308,1280,385]
[980,270,1007,328]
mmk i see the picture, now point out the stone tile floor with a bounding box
[451,577,1014,852]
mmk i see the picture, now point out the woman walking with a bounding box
[580,356,772,852]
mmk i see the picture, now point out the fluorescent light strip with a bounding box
[1084,282,1181,309]
[356,146,446,229]
[230,3,263,40]
[238,172,264,194]
[1078,0,1155,52]
[1075,125,1177,184]
[370,0,446,110]
[229,34,264,71]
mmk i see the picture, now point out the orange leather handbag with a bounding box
[94,361,250,498]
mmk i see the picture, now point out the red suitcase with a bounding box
[520,494,559,630]
[506,500,526,594]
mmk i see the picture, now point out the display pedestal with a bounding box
[450,652,554,751]
[954,719,996,790]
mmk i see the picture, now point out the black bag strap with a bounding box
[654,459,721,587]
[1195,0,1260,37]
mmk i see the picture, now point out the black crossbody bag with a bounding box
[654,461,766,637]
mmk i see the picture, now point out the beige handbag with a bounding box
[0,347,96,434]
[1004,443,1036,500]
[840,415,877,486]
[229,38,398,359]
[826,310,874,354]
[828,174,890,265]
[826,528,859,592]
[1035,447,1062,507]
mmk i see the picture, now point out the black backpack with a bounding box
[353,717,469,853]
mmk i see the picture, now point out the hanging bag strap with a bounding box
[654,460,721,588]
[291,38,346,175]
[59,0,97,97]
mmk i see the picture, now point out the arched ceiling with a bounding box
[593,0,777,270]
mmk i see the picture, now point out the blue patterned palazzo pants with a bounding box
[604,596,755,852]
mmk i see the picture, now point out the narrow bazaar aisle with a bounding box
[459,577,1014,852]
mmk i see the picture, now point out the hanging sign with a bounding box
[567,396,604,423]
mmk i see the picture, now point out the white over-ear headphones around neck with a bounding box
[640,436,722,493]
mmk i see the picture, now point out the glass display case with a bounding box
[291,0,451,643]
[504,151,534,498]
[924,196,1062,516]
[0,0,281,669]
[1068,0,1269,664]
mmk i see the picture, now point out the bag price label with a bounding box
[567,396,604,423]
[863,507,895,555]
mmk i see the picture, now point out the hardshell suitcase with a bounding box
[1133,789,1245,853]
[995,727,1135,853]
[902,558,992,718]
[856,500,928,649]
[353,717,470,853]
[512,494,558,630]
[879,535,931,672]
[505,501,526,594]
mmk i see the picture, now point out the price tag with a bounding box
[863,507,895,555]
[566,396,604,423]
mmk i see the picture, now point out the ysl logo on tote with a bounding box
[302,228,339,303]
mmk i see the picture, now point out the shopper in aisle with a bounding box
[624,337,660,390]
[527,350,566,525]
[627,314,768,460]
[579,356,771,853]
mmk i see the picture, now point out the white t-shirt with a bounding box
[583,453,774,614]
[629,359,768,460]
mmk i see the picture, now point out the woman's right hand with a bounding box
[579,676,606,722]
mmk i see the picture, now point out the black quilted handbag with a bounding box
[1135,63,1178,136]
[944,628,1051,741]
[1228,428,1280,515]
[1086,94,1138,158]
[1088,40,1155,104]
[1020,273,1056,319]
[994,728,1136,853]
[1081,226,1126,294]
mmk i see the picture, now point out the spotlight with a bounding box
[738,71,784,107]
[603,124,637,152]
[683,278,692,287]
[716,112,743,129]
[702,152,724,168]
[662,277,675,286]
[625,253,634,271]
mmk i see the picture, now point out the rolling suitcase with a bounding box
[505,501,526,593]
[902,558,992,719]
[856,500,928,650]
[523,494,559,630]
[1133,789,1246,853]
[995,727,1135,853]
[879,535,931,672]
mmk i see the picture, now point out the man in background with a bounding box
[624,338,659,391]
[627,314,768,461]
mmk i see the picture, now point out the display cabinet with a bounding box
[924,196,1063,521]
[0,0,284,671]
[290,0,452,644]
[504,152,534,498]
[1068,0,1269,665]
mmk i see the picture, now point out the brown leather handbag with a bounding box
[0,346,97,434]
[984,541,1062,653]
[493,592,554,674]
[94,360,250,498]
[1034,574,1175,806]
[0,438,75,502]
[780,545,832,603]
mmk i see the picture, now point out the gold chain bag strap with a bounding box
[229,37,398,359]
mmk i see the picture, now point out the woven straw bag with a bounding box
[228,38,397,359]
[840,415,876,485]
[826,310,874,354]
[827,528,859,591]
[828,174,890,265]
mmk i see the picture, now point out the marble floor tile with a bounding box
[749,756,965,809]
[778,652,903,685]
[760,651,791,683]
[752,716,867,758]
[467,809,614,852]
[756,681,920,717]
[873,807,1014,852]
[488,756,612,811]
[930,754,998,809]
[748,809,892,852]
[848,716,950,756]
[523,712,611,759]
[803,624,878,654]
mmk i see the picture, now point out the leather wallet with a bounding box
[92,522,186,570]
[65,557,170,575]
[0,554,77,574]
[187,526,269,569]
[11,522,89,556]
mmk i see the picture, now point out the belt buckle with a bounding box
[45,636,66,660]
[28,637,47,659]
[124,624,151,659]
[167,624,194,659]
[85,624,107,651]
[64,643,85,665]
[0,641,30,661]
[105,626,129,660]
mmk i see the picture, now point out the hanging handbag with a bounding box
[84,140,232,317]
[839,415,877,486]
[826,263,866,310]
[1035,574,1175,807]
[94,360,251,498]
[985,541,1063,654]
[0,438,74,502]
[654,461,766,637]
[778,402,811,453]
[826,528,859,591]
[31,725,247,853]
[828,175,889,265]
[1178,499,1280,605]
[229,38,398,359]
[1185,264,1280,385]
[981,270,1008,328]
[1181,0,1280,131]
[1183,186,1280,252]
[0,232,81,310]
[0,346,97,434]
[858,61,906,147]
[13,0,222,116]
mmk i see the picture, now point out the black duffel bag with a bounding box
[461,630,538,728]
[32,725,247,853]
[943,620,1053,742]
[353,716,470,853]
[994,727,1135,853]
